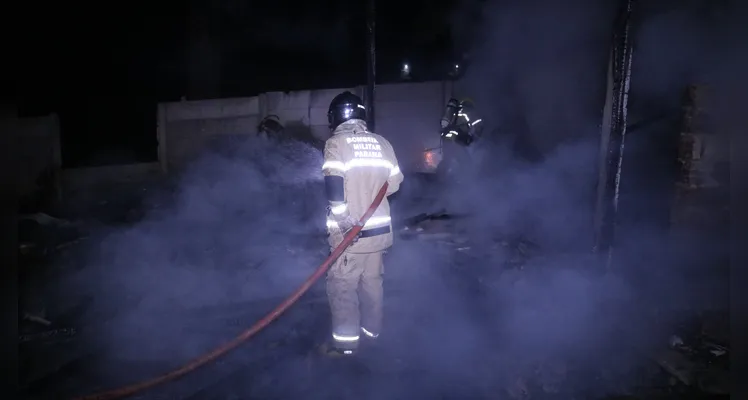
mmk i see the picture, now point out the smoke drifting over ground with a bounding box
[376,0,733,397]
[48,1,736,398]
[61,137,328,375]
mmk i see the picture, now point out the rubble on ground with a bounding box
[398,210,730,399]
[656,312,730,395]
[20,196,729,399]
[398,210,540,270]
[19,212,87,344]
[19,213,86,259]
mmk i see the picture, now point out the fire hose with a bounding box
[73,182,390,400]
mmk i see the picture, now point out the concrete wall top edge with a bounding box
[162,96,258,109]
[163,96,260,121]
[160,81,451,172]
[309,87,358,108]
[62,162,162,176]
[160,81,448,121]
[16,114,59,137]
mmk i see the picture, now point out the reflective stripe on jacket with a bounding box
[322,119,403,253]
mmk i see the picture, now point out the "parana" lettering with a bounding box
[354,151,383,158]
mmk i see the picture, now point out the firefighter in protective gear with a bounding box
[440,98,483,146]
[321,91,404,356]
[437,98,484,178]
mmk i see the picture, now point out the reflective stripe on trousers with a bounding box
[361,327,379,338]
[327,251,384,350]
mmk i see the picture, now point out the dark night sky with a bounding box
[15,0,464,168]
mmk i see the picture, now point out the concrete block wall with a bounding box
[61,162,163,199]
[159,97,261,171]
[305,87,361,142]
[373,81,451,172]
[261,86,361,144]
[158,81,453,173]
[11,113,166,207]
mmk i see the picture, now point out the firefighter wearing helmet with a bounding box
[319,91,404,356]
[438,97,484,177]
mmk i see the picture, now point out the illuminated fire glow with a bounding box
[424,150,439,169]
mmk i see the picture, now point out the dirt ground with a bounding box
[19,175,729,400]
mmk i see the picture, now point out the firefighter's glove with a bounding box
[337,217,354,233]
[337,216,361,243]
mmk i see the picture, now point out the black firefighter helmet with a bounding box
[327,91,367,130]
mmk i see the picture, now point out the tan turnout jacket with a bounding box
[322,119,404,253]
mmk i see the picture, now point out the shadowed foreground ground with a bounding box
[19,172,728,400]
[21,230,727,400]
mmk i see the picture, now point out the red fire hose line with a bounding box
[73,182,390,400]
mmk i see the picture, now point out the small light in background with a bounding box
[401,62,411,79]
[449,63,461,78]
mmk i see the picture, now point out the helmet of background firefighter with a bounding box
[257,115,284,139]
[440,98,463,128]
[327,91,367,130]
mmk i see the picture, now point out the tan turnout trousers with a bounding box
[326,251,384,350]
